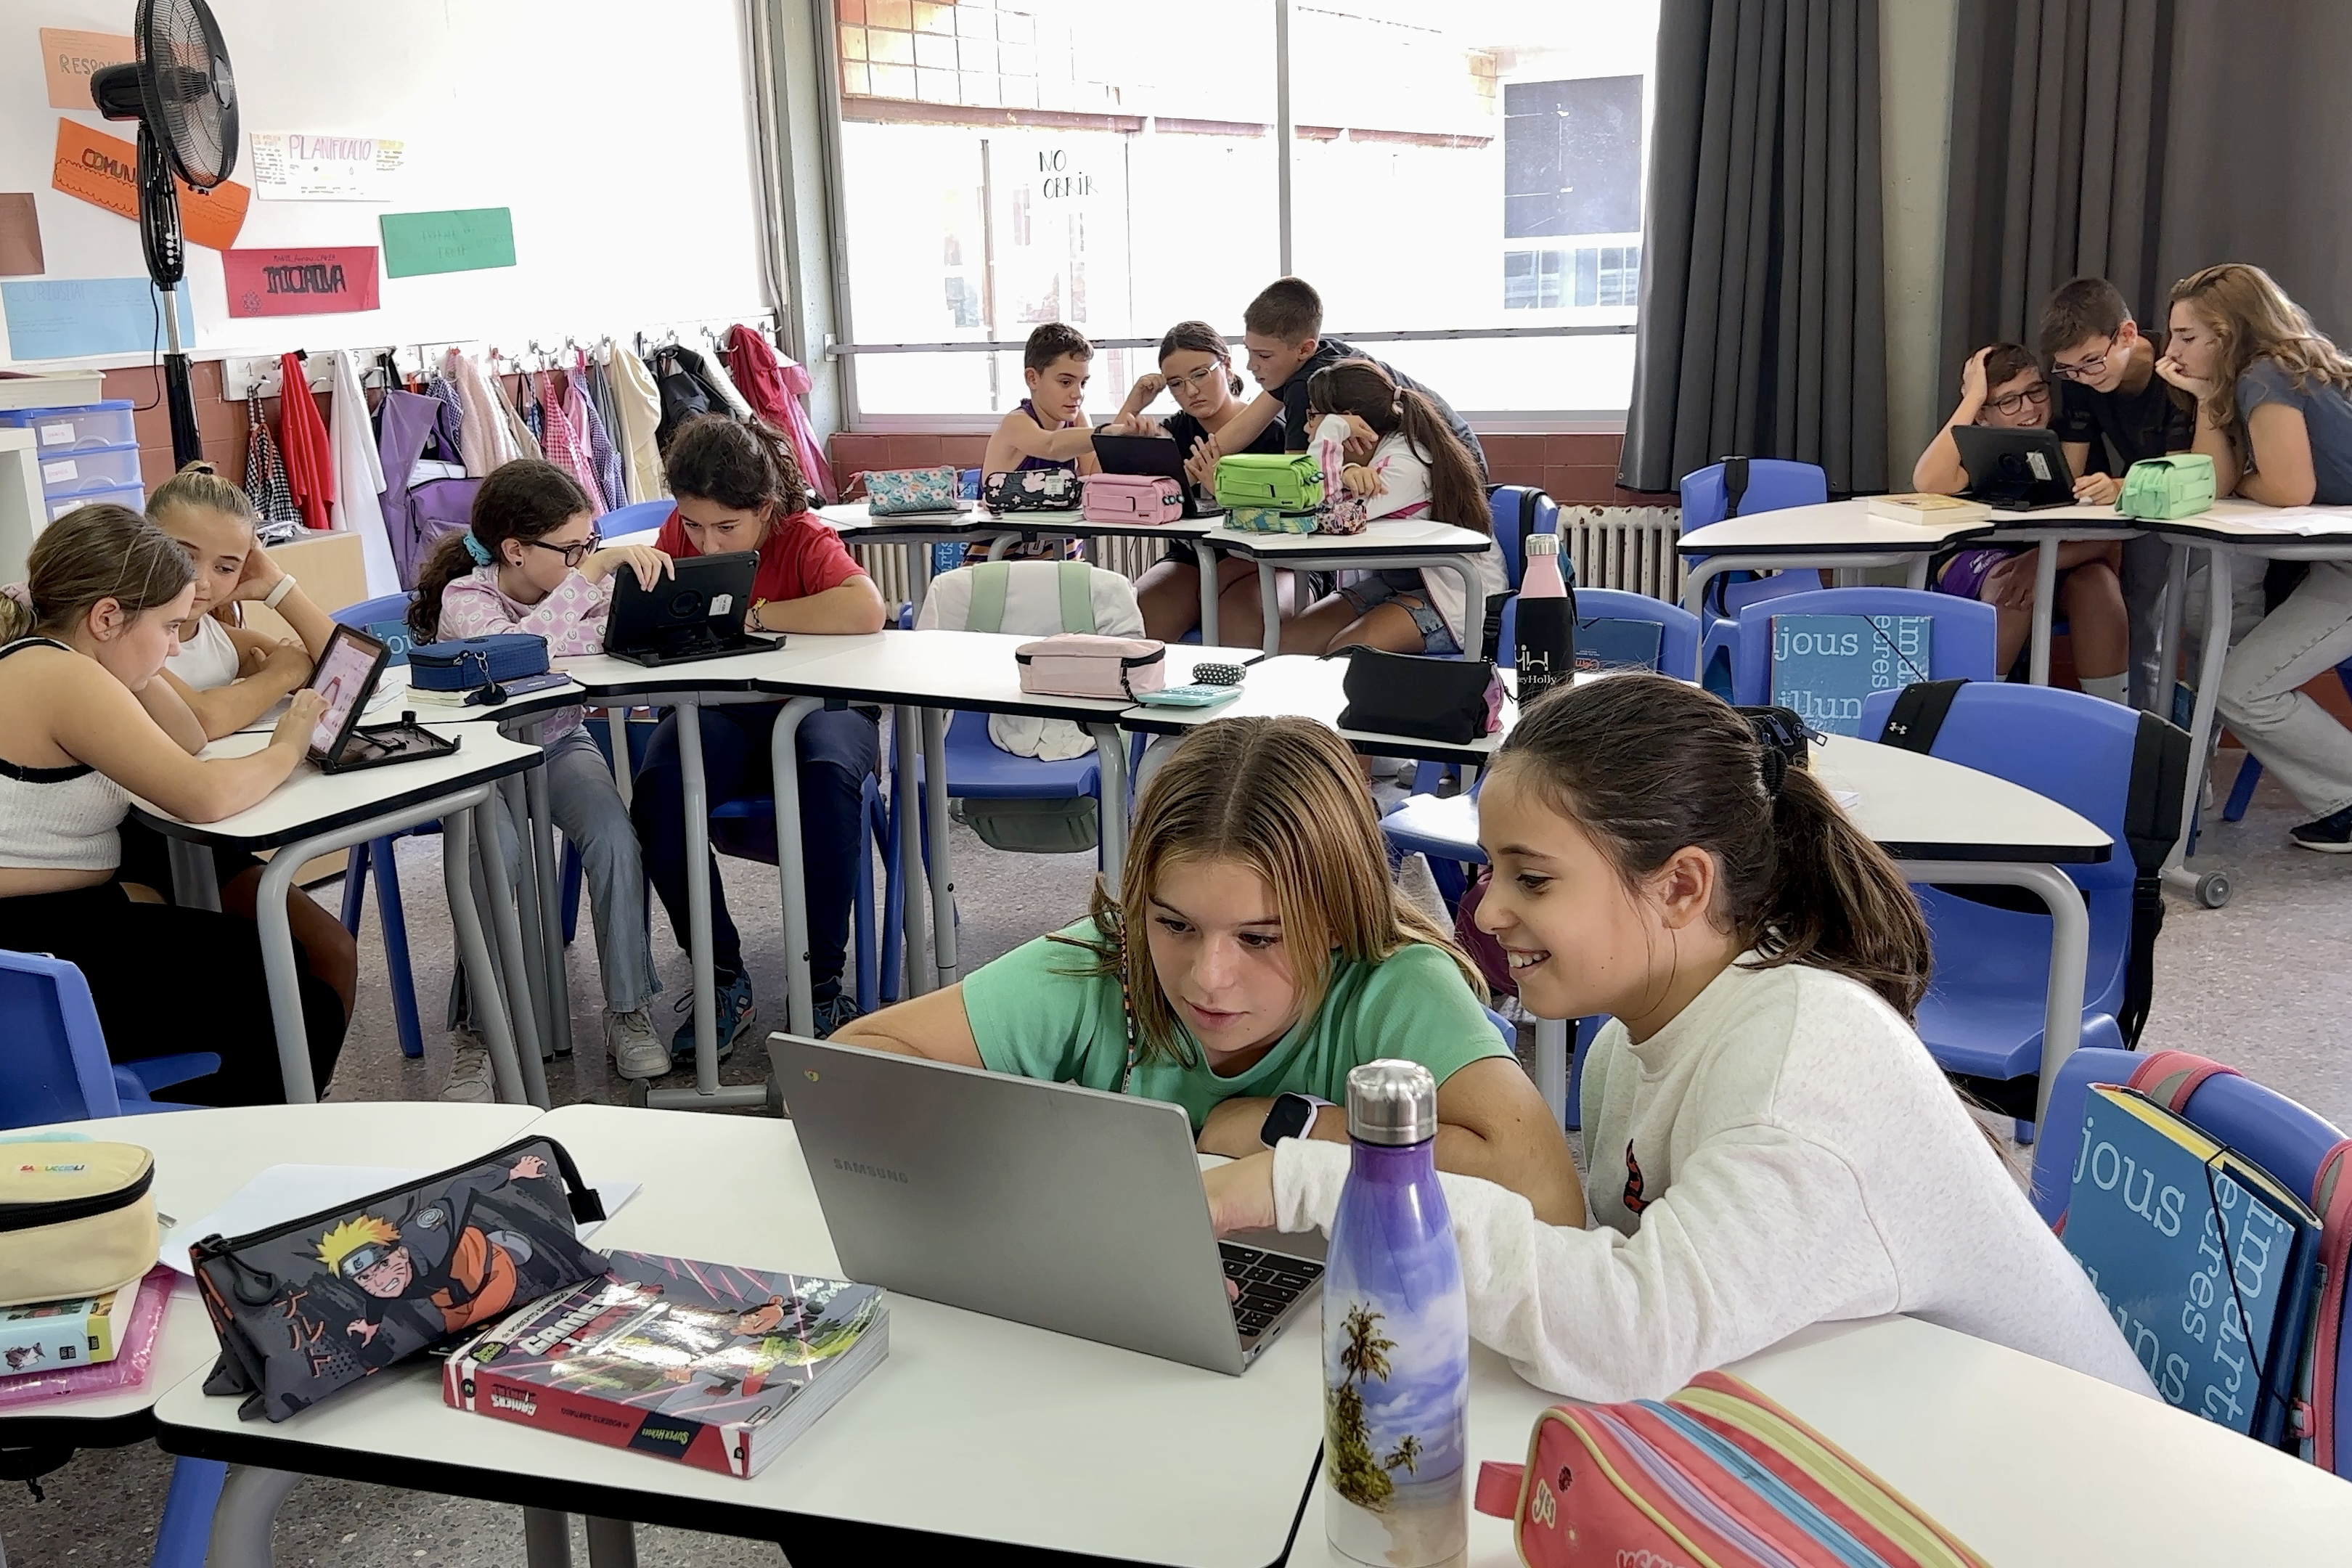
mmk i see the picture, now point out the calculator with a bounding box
[1135,660,1249,708]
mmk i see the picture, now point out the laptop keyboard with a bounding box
[1220,1243,1324,1342]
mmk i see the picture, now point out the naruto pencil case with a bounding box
[189,1136,610,1422]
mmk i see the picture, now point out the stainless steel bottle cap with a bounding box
[1347,1058,1439,1146]
[1524,532,1561,555]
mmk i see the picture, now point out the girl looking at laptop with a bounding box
[0,504,346,1105]
[832,715,1582,1223]
[409,460,676,1095]
[1204,677,2155,1402]
[639,416,889,1056]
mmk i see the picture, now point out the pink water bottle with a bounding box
[1514,532,1574,704]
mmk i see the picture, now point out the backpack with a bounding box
[1878,677,2186,1048]
[915,560,1144,854]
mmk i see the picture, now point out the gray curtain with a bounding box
[1938,0,2352,383]
[1619,0,1889,496]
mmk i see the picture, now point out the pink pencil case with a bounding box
[1015,633,1167,699]
[1079,473,1184,524]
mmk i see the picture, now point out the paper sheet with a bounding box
[379,208,516,278]
[38,28,134,110]
[223,246,381,318]
[0,195,44,277]
[159,1163,642,1275]
[52,120,250,250]
[248,133,407,202]
[1,277,192,360]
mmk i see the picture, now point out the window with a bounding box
[827,0,1660,421]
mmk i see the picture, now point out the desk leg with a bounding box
[894,706,931,997]
[1134,734,1181,801]
[166,838,220,911]
[1679,560,1730,677]
[2157,542,2190,709]
[606,709,633,806]
[1904,555,1931,589]
[2163,544,2236,904]
[2028,539,2059,685]
[253,843,322,1104]
[987,534,1018,562]
[1443,563,1478,656]
[1259,563,1283,658]
[764,697,823,1041]
[491,779,552,1067]
[1193,540,1222,646]
[204,1465,302,1568]
[523,1509,574,1568]
[1530,1016,1569,1126]
[906,541,934,621]
[524,750,573,1060]
[647,697,766,1111]
[1899,859,2086,1129]
[443,805,530,1105]
[1090,722,1130,888]
[584,1517,639,1568]
[475,801,552,1108]
[921,706,957,989]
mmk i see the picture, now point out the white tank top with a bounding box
[0,639,132,873]
[166,613,242,690]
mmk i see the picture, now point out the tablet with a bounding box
[1092,433,1223,519]
[304,625,391,766]
[1952,425,2079,510]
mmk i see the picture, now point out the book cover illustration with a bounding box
[445,1251,888,1477]
[1768,613,1933,737]
[1,1284,126,1373]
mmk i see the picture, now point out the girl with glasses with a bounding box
[409,460,676,1096]
[1912,343,2130,703]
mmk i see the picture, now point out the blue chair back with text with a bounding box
[1731,586,1998,708]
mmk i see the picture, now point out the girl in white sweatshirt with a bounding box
[1207,673,2156,1402]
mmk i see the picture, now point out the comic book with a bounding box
[1,1283,130,1375]
[441,1251,889,1478]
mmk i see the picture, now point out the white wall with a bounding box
[0,0,772,367]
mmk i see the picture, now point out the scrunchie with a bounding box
[1759,746,1789,800]
[0,581,31,609]
[462,532,494,566]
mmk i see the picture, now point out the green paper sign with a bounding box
[379,207,515,278]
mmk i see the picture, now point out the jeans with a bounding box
[2216,560,2352,818]
[2125,538,2269,711]
[631,701,879,995]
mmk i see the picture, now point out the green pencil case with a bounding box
[2118,454,2216,520]
[1225,505,1319,534]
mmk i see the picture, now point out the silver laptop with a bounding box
[772,1034,1323,1375]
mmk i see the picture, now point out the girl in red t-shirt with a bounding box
[639,417,888,1055]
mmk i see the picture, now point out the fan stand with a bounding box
[161,285,201,469]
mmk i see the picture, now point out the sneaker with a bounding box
[670,971,756,1063]
[2290,806,2352,853]
[441,1027,495,1103]
[605,1008,670,1079]
[812,989,865,1040]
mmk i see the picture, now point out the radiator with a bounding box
[1560,506,1684,601]
[852,535,1170,606]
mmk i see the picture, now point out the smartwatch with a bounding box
[1259,1093,1331,1148]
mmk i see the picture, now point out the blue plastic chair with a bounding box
[1682,459,1831,687]
[2221,658,2352,822]
[332,594,428,1061]
[599,497,675,543]
[1485,485,1559,592]
[0,949,228,1567]
[1855,683,2141,1133]
[1728,586,2000,708]
[2032,1045,2352,1478]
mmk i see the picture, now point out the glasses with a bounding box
[2051,335,2117,381]
[1165,363,1226,393]
[526,532,601,568]
[1988,382,2051,417]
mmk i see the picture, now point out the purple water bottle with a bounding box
[1322,1060,1469,1567]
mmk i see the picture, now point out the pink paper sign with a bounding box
[222,245,380,318]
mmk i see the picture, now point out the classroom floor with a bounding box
[6,747,2348,1568]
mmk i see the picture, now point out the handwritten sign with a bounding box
[223,246,381,318]
[2,277,193,361]
[38,28,134,111]
[248,133,407,202]
[379,208,515,278]
[51,120,251,250]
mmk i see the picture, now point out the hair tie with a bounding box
[0,581,30,611]
[1760,747,1788,800]
[462,532,494,566]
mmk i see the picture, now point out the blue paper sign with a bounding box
[2,276,192,360]
[1768,613,1933,736]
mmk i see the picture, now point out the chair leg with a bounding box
[149,1457,228,1568]
[371,839,426,1061]
[2221,753,2263,823]
[853,778,881,1016]
[2014,1119,2038,1146]
[560,840,584,944]
[879,780,906,1005]
[339,844,369,934]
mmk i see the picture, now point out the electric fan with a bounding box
[89,0,239,467]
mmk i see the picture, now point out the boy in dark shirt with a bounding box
[1213,276,1488,478]
[2039,277,2197,711]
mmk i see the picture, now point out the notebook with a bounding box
[1768,613,1933,738]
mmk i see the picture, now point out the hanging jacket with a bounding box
[376,387,479,587]
[695,344,757,419]
[725,324,838,503]
[328,350,399,597]
[610,348,666,500]
[584,356,632,505]
[534,369,605,515]
[651,348,716,452]
[567,355,626,513]
[449,351,518,474]
[276,351,335,532]
[491,369,542,461]
[244,388,301,528]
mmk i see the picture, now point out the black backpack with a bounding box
[1878,678,2188,1061]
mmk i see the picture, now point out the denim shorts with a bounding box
[1337,571,1461,656]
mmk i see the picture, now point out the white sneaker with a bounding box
[606,1008,671,1079]
[441,1027,496,1103]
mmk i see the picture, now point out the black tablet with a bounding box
[303,625,391,767]
[1953,425,2079,510]
[1092,432,1223,519]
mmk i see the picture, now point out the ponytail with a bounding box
[663,414,808,518]
[409,459,592,640]
[148,460,258,528]
[0,503,195,648]
[1306,359,1487,530]
[1496,673,1931,1020]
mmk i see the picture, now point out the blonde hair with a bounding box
[147,460,259,529]
[2170,264,2352,455]
[314,1214,399,1275]
[1060,715,1485,1067]
[0,503,195,645]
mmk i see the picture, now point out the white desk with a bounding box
[159,1104,1327,1568]
[127,725,548,1107]
[1294,1314,2352,1568]
[1206,518,1497,657]
[0,1104,536,1456]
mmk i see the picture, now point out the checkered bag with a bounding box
[244,391,302,528]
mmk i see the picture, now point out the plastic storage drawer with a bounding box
[39,443,143,502]
[48,482,146,522]
[0,401,139,452]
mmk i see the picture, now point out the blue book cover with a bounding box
[1768,614,1934,736]
[2062,1086,2321,1442]
[1574,617,1665,671]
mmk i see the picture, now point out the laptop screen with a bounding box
[307,627,384,757]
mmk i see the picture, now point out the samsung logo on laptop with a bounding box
[833,1157,909,1184]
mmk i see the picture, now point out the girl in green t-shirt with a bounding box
[831,715,1581,1224]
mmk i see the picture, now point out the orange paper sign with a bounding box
[39,28,135,111]
[51,119,250,250]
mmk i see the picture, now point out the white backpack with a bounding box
[916,560,1144,761]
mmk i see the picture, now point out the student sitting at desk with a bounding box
[638,416,889,1053]
[1202,677,2155,1402]
[1913,343,2129,703]
[833,716,1581,1224]
[0,505,346,1105]
[2163,263,2352,852]
[1105,319,1289,644]
[411,460,676,1093]
[1277,360,1505,660]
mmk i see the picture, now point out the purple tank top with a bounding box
[1014,399,1077,473]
